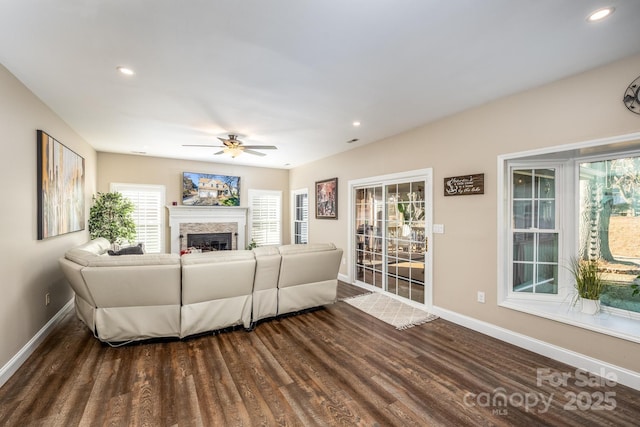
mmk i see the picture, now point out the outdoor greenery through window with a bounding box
[580,156,640,314]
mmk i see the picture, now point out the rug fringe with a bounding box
[338,292,374,302]
[396,315,439,330]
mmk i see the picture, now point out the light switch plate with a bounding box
[433,224,444,234]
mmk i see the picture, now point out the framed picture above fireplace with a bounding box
[182,172,240,206]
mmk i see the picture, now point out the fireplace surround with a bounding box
[167,206,248,254]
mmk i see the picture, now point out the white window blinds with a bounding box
[293,189,308,244]
[110,183,165,253]
[249,189,282,246]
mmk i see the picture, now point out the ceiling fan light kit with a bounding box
[183,134,278,158]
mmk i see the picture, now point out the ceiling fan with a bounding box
[183,134,277,158]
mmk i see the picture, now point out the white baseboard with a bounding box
[0,299,74,388]
[430,305,640,391]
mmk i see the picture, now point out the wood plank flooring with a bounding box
[1,282,639,426]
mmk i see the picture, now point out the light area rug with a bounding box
[341,292,438,330]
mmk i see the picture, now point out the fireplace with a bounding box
[167,206,248,254]
[186,232,233,251]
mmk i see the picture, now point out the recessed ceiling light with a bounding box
[352,121,361,127]
[116,66,135,76]
[587,7,614,22]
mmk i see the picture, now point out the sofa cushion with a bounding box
[108,243,144,256]
[181,249,255,265]
[84,253,180,267]
[278,242,337,255]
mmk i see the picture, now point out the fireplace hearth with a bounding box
[187,232,233,251]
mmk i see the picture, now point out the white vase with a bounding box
[581,298,599,315]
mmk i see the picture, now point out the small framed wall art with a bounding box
[316,177,338,219]
[37,130,85,239]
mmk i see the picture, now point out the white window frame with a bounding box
[291,188,309,244]
[506,162,568,302]
[248,189,282,246]
[498,132,640,343]
[110,183,166,253]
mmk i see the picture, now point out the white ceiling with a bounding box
[2,0,640,169]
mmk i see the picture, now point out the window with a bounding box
[579,156,640,315]
[499,133,640,340]
[510,167,560,295]
[292,189,308,244]
[249,189,282,246]
[110,183,165,253]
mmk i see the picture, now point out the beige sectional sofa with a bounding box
[59,238,343,343]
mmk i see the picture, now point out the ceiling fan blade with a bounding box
[183,144,225,148]
[243,149,267,157]
[213,150,225,155]
[242,145,277,150]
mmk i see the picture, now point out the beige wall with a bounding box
[291,53,640,373]
[0,64,97,371]
[97,153,290,249]
[3,50,640,382]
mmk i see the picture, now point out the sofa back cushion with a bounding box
[277,243,342,288]
[181,250,256,304]
[253,246,281,292]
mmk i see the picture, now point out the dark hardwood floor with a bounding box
[1,282,639,426]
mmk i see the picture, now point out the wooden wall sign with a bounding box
[444,173,484,196]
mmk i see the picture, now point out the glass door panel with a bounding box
[355,179,427,304]
[355,185,384,289]
[385,180,426,303]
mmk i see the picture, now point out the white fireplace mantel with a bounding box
[167,205,248,254]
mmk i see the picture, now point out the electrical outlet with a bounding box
[341,256,346,265]
[45,292,50,306]
[477,291,485,303]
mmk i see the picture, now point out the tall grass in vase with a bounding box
[569,257,604,314]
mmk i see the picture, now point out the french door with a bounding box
[352,170,432,305]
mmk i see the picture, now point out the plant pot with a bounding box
[580,298,599,315]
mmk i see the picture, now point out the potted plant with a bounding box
[88,192,137,244]
[569,257,605,315]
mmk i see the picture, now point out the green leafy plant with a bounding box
[246,239,258,250]
[632,277,640,297]
[88,192,137,244]
[569,257,605,300]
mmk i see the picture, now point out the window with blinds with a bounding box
[110,183,165,253]
[292,189,308,244]
[249,189,282,246]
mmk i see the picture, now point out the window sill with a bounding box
[499,299,640,344]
